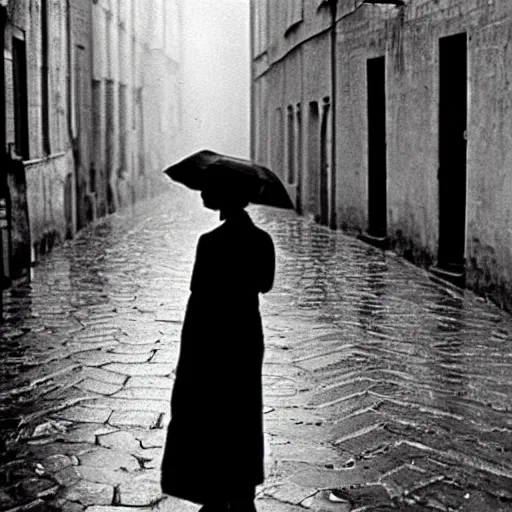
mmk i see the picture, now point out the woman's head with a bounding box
[201,177,252,212]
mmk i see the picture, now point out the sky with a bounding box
[181,0,251,159]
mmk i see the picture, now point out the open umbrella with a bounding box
[163,149,294,209]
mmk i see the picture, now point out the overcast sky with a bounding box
[181,0,251,159]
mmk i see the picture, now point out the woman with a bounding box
[161,178,276,512]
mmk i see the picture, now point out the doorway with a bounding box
[105,79,115,213]
[296,104,303,214]
[307,101,320,217]
[73,44,87,229]
[438,33,467,274]
[319,97,331,226]
[12,36,29,160]
[367,56,387,239]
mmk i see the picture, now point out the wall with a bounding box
[4,0,74,264]
[69,0,93,231]
[2,0,184,279]
[252,0,332,217]
[335,0,512,307]
[25,153,74,253]
[252,0,512,312]
[464,0,512,308]
[91,0,183,213]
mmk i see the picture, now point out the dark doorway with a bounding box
[12,37,29,160]
[73,44,87,230]
[438,33,467,274]
[319,98,331,226]
[273,107,284,178]
[105,79,115,213]
[367,56,387,239]
[118,83,128,173]
[41,0,50,155]
[307,101,320,217]
[296,104,303,214]
[91,80,102,206]
[136,87,145,180]
[287,105,295,185]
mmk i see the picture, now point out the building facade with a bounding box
[1,0,183,288]
[3,0,73,283]
[91,0,183,220]
[251,0,512,311]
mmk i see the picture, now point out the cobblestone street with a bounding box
[0,188,511,512]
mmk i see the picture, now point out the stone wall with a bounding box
[251,0,512,311]
[334,0,512,308]
[2,0,184,280]
[4,0,74,265]
[25,152,74,256]
[91,0,183,215]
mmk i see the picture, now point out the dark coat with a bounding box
[161,210,275,504]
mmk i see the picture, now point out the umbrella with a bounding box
[163,150,294,209]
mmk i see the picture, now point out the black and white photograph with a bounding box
[0,1,512,511]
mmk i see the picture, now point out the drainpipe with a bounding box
[66,0,72,139]
[0,5,6,157]
[0,5,6,320]
[329,0,337,229]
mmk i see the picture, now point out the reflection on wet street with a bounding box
[0,189,511,511]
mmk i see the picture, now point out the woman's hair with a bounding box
[203,176,253,210]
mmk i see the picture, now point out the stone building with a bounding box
[91,0,183,220]
[1,0,183,288]
[2,0,73,284]
[251,0,512,311]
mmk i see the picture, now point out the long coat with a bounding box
[161,209,275,504]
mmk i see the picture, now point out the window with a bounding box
[12,37,30,160]
[253,0,268,56]
[72,45,85,138]
[106,14,112,78]
[273,107,284,177]
[105,79,115,180]
[296,105,302,164]
[91,80,102,193]
[287,105,295,184]
[285,0,303,31]
[135,88,145,176]
[119,83,128,171]
[253,82,261,159]
[295,103,303,212]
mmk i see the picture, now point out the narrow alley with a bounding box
[0,189,511,512]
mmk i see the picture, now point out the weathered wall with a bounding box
[301,33,331,218]
[335,0,512,307]
[4,0,74,262]
[69,0,93,231]
[2,0,183,275]
[25,153,74,255]
[252,0,332,216]
[465,2,512,309]
[252,0,512,311]
[336,6,379,233]
[92,0,183,214]
[385,8,439,266]
[336,3,439,259]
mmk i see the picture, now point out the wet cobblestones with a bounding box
[0,188,511,511]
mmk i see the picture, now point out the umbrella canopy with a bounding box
[163,150,294,210]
